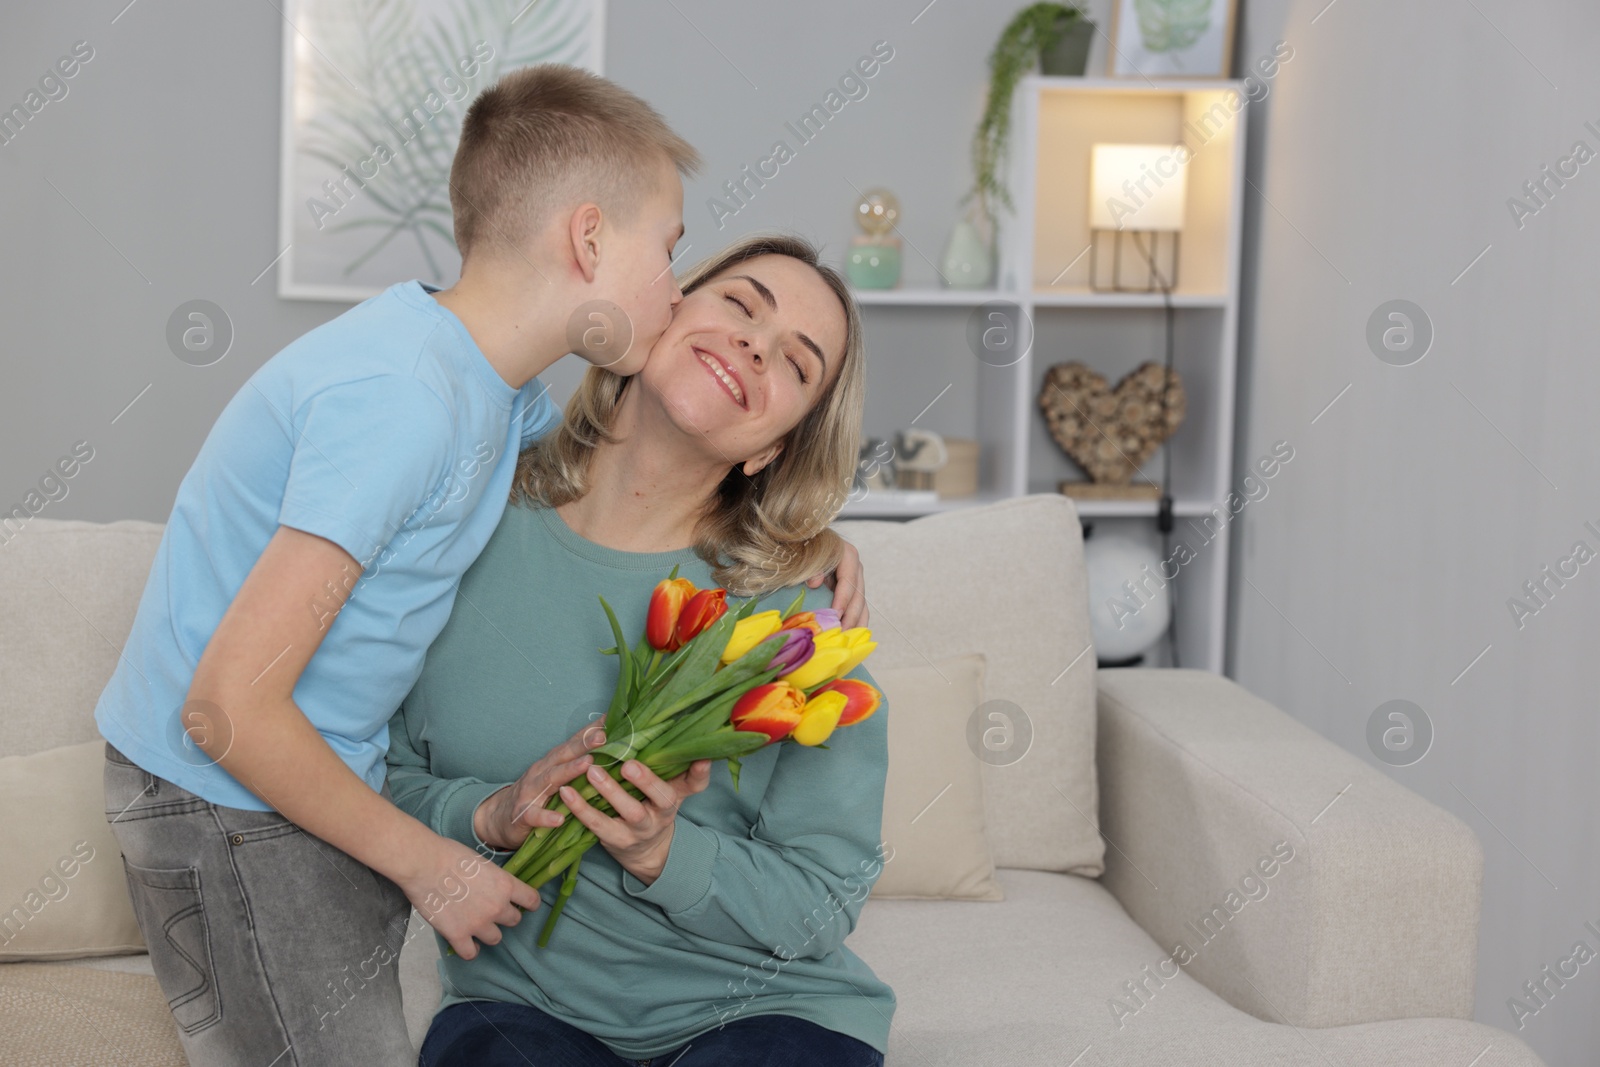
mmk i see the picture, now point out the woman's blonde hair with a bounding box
[511,233,866,595]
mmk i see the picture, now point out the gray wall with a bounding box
[1232,2,1600,1065]
[3,1,1595,1063]
[0,0,1098,522]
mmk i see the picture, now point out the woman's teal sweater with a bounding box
[386,501,895,1058]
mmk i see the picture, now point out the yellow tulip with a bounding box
[833,628,877,679]
[780,629,851,689]
[792,690,848,746]
[721,611,783,664]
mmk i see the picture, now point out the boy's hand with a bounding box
[398,837,542,960]
[473,723,609,852]
[806,538,868,628]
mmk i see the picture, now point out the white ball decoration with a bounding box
[1083,534,1171,662]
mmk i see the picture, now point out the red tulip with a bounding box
[647,578,696,651]
[730,682,806,743]
[811,678,881,726]
[675,588,728,648]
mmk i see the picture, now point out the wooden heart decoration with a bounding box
[1038,361,1186,485]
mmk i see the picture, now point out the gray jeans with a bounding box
[103,743,415,1067]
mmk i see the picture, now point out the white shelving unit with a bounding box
[841,77,1248,674]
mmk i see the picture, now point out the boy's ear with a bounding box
[741,442,783,478]
[568,203,604,283]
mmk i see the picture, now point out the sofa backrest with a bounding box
[835,495,1102,875]
[3,497,1104,874]
[0,520,163,760]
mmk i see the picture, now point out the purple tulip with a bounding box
[768,627,815,674]
[811,608,843,633]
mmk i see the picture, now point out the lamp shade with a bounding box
[1089,144,1188,231]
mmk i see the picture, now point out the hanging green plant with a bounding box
[968,3,1091,217]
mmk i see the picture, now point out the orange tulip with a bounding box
[675,588,728,648]
[779,611,820,636]
[730,682,806,743]
[811,678,881,726]
[780,607,842,636]
[647,578,696,651]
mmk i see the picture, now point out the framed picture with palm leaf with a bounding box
[276,0,606,301]
[1107,0,1236,78]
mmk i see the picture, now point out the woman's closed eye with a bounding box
[725,290,808,384]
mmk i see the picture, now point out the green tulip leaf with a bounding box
[647,728,770,768]
[600,596,633,734]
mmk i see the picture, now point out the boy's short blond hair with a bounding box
[449,64,700,264]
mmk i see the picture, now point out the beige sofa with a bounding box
[0,502,1547,1065]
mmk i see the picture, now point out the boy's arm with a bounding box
[186,525,541,959]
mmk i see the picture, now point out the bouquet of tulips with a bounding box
[501,568,883,947]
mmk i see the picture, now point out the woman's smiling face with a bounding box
[637,253,848,474]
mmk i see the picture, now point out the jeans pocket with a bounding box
[122,863,221,1035]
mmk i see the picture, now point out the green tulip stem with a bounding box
[504,768,653,881]
[526,833,594,894]
[537,852,584,947]
[510,812,585,880]
[504,781,594,878]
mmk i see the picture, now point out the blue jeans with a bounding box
[420,1001,884,1067]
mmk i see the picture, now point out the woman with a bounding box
[389,233,893,1066]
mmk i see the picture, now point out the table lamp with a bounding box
[1088,143,1187,292]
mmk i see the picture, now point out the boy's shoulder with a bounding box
[265,280,447,388]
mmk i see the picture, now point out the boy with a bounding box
[96,66,701,1066]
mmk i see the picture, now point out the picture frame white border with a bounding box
[274,0,608,302]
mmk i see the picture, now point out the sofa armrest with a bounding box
[1095,668,1482,1029]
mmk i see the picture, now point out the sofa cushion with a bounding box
[0,740,145,961]
[836,496,1102,874]
[847,868,1540,1065]
[871,654,1002,900]
[394,869,1539,1065]
[0,962,183,1065]
[0,519,163,760]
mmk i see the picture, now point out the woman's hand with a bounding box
[473,723,609,852]
[561,758,712,885]
[807,538,868,628]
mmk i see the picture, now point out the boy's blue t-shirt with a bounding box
[95,280,558,811]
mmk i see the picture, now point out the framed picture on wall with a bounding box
[276,0,606,301]
[1107,0,1237,79]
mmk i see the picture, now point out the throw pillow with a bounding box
[870,654,1004,901]
[0,740,145,961]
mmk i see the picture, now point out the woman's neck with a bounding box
[555,402,731,554]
